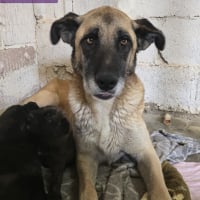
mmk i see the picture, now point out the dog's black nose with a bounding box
[95,74,118,91]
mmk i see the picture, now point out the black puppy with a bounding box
[26,106,76,200]
[0,103,76,200]
[0,102,46,200]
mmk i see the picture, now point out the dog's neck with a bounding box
[92,97,114,114]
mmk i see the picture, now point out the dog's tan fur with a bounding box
[24,6,171,200]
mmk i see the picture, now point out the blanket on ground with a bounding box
[173,162,200,200]
[152,130,200,164]
[55,130,200,200]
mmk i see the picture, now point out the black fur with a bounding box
[0,102,46,200]
[134,18,165,51]
[0,103,76,200]
[26,106,76,200]
[50,12,79,46]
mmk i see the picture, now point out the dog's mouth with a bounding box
[84,78,124,100]
[94,92,114,100]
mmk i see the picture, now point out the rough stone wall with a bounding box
[0,4,38,110]
[0,0,200,114]
[0,0,117,112]
[117,0,200,114]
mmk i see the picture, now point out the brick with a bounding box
[0,46,37,77]
[136,65,200,114]
[117,0,200,18]
[1,4,36,46]
[0,64,40,110]
[134,17,200,67]
[153,18,200,66]
[36,21,71,66]
[33,0,72,20]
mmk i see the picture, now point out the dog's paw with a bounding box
[172,193,184,200]
[140,192,148,200]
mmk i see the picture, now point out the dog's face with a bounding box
[50,6,165,100]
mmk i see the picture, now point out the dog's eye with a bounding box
[86,37,94,45]
[120,39,128,46]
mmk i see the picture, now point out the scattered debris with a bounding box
[163,113,172,125]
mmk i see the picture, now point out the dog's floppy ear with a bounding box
[50,12,80,46]
[133,19,165,51]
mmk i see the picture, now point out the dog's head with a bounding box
[50,6,165,100]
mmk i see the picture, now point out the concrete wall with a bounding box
[0,0,200,114]
[118,0,200,114]
[0,4,38,109]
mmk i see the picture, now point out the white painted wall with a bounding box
[117,0,200,114]
[0,4,39,109]
[0,0,200,114]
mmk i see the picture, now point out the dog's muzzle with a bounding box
[95,73,118,100]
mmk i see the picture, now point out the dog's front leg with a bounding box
[124,122,171,200]
[137,148,171,200]
[76,152,98,200]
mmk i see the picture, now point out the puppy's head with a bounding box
[26,106,70,141]
[50,6,165,100]
[0,102,39,137]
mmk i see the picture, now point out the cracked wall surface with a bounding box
[0,0,200,114]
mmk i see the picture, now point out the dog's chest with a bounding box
[94,101,112,140]
[69,97,125,155]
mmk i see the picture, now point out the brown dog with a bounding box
[24,6,171,200]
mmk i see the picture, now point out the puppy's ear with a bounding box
[50,12,80,46]
[24,102,39,111]
[133,19,165,51]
